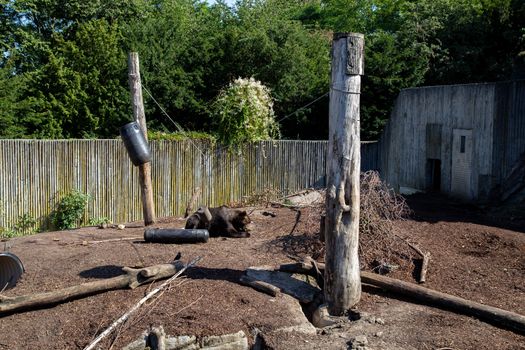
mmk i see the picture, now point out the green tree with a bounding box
[408,0,525,84]
[1,0,134,138]
[297,0,432,139]
[4,0,520,141]
[124,0,225,132]
[57,19,130,138]
[124,0,330,139]
[13,21,129,138]
[213,0,331,138]
[295,0,524,139]
[0,63,28,138]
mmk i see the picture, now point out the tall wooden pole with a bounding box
[128,52,156,226]
[324,33,364,315]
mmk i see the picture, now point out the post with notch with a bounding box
[324,32,364,315]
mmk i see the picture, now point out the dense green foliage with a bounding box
[51,190,90,230]
[0,0,523,141]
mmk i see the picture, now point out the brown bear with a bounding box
[184,206,212,230]
[185,205,251,238]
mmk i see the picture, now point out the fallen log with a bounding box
[0,261,184,316]
[278,260,525,334]
[239,275,280,297]
[360,271,525,334]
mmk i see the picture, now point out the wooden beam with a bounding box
[277,261,525,334]
[325,32,364,315]
[360,271,525,334]
[128,52,156,226]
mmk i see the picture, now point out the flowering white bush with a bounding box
[213,77,280,147]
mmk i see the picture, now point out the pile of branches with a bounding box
[358,171,413,273]
[238,188,284,208]
[269,171,415,275]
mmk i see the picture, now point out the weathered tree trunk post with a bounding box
[324,33,364,315]
[128,52,156,226]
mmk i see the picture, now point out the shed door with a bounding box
[451,129,473,199]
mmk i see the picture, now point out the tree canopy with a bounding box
[0,0,523,141]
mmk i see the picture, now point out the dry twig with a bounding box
[84,237,142,245]
[393,233,431,283]
[288,210,302,235]
[172,294,204,315]
[83,256,202,350]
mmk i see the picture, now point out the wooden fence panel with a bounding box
[0,140,377,230]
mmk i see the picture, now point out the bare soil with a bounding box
[0,194,524,349]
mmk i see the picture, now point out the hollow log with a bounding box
[0,262,183,316]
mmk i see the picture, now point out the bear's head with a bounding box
[232,210,251,232]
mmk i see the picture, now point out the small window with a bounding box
[460,136,466,153]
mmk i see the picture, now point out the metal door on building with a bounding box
[451,129,473,199]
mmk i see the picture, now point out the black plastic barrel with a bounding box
[120,121,151,166]
[144,228,209,244]
[0,252,24,290]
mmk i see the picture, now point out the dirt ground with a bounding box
[0,193,524,349]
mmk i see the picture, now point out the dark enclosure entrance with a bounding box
[426,159,441,192]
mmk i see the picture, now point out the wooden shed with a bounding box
[378,80,525,201]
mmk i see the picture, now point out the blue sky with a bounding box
[208,0,236,6]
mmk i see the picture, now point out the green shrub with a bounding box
[14,213,37,235]
[0,227,17,239]
[0,213,37,238]
[212,77,280,148]
[51,190,91,230]
[88,217,111,226]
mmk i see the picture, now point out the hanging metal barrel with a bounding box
[144,229,209,244]
[120,121,151,166]
[0,252,24,290]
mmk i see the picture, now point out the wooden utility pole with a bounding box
[128,52,156,226]
[324,33,364,315]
